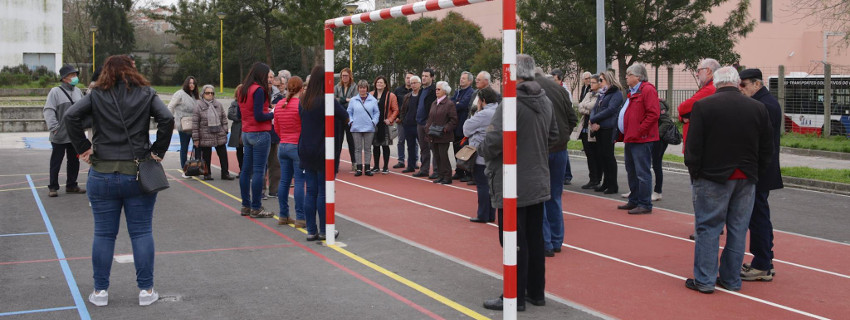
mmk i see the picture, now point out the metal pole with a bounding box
[520,27,523,54]
[349,25,353,70]
[596,0,606,74]
[220,18,224,93]
[824,64,832,137]
[778,65,786,133]
[92,31,95,73]
[502,0,517,318]
[666,66,673,116]
[324,27,337,245]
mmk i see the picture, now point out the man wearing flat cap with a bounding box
[43,64,86,197]
[737,68,783,282]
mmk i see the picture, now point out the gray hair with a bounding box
[201,84,215,93]
[626,63,649,82]
[409,75,421,84]
[477,71,491,83]
[713,66,740,87]
[436,81,452,95]
[699,58,721,72]
[356,79,370,89]
[278,70,291,80]
[582,71,592,79]
[461,71,474,82]
[516,54,536,80]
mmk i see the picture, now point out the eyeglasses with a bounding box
[739,81,749,88]
[697,67,709,73]
[204,92,214,95]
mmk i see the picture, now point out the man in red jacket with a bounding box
[616,63,659,214]
[677,58,719,152]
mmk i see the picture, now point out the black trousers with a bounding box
[403,125,419,169]
[498,203,546,305]
[433,142,452,181]
[372,145,390,170]
[650,140,668,193]
[198,144,229,177]
[594,128,618,191]
[48,142,80,191]
[416,124,433,174]
[235,146,244,171]
[748,190,775,270]
[452,136,468,177]
[580,133,601,184]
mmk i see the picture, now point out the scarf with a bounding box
[203,98,222,132]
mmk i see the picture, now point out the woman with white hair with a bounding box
[193,84,233,181]
[347,79,380,176]
[425,80,458,184]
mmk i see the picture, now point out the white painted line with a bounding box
[335,178,833,320]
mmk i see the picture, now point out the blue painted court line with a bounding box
[26,175,91,320]
[0,232,49,238]
[0,306,77,317]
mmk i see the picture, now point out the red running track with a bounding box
[211,150,849,319]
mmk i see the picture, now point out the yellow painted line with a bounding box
[328,244,491,320]
[187,173,488,319]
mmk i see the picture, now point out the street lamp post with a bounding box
[217,12,226,93]
[345,3,358,71]
[90,26,97,73]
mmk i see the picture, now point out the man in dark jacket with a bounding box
[738,68,783,282]
[534,68,577,257]
[393,72,415,169]
[451,71,475,181]
[480,54,558,312]
[414,68,438,178]
[684,67,773,294]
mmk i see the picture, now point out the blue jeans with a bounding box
[625,142,653,209]
[240,131,270,210]
[303,169,327,235]
[692,178,755,290]
[278,143,305,221]
[543,150,567,251]
[563,152,573,183]
[87,170,157,291]
[403,125,419,169]
[178,131,192,169]
[473,164,495,221]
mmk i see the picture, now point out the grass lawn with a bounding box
[780,133,850,153]
[781,167,850,184]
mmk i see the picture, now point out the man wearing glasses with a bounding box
[678,58,719,152]
[579,72,593,103]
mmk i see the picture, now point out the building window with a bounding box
[761,0,773,22]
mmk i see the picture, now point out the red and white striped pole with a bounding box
[324,0,491,28]
[324,26,337,245]
[502,0,518,318]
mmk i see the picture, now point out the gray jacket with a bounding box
[463,102,498,165]
[479,80,558,209]
[43,83,83,144]
[227,100,242,147]
[168,89,197,131]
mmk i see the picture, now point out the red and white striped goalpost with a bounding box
[324,1,517,318]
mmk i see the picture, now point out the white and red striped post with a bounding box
[324,26,337,245]
[501,0,518,318]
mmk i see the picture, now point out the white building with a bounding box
[0,0,63,73]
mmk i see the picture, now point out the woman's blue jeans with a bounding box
[240,131,270,210]
[278,143,305,220]
[178,130,192,169]
[303,169,326,235]
[87,170,157,291]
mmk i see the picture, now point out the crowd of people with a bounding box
[43,50,782,309]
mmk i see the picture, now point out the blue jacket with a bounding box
[451,86,474,138]
[752,86,783,191]
[347,94,380,133]
[589,86,624,130]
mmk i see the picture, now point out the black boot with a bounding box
[365,164,374,176]
[354,164,363,177]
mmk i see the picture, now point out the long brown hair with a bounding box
[303,66,325,111]
[182,76,199,99]
[282,76,303,107]
[238,62,271,103]
[95,55,150,90]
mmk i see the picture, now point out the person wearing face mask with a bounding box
[43,64,86,197]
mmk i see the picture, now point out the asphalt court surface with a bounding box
[0,149,599,320]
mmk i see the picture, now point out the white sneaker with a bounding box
[621,192,630,198]
[139,289,159,306]
[88,290,108,307]
[181,173,189,179]
[652,192,662,201]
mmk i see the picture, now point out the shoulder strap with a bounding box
[358,97,373,119]
[107,89,139,162]
[58,86,75,104]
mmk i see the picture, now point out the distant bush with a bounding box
[0,64,57,87]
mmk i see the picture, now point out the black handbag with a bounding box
[109,91,170,193]
[182,148,205,177]
[428,124,445,137]
[662,124,683,145]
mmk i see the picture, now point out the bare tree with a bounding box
[62,0,93,71]
[795,0,850,44]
